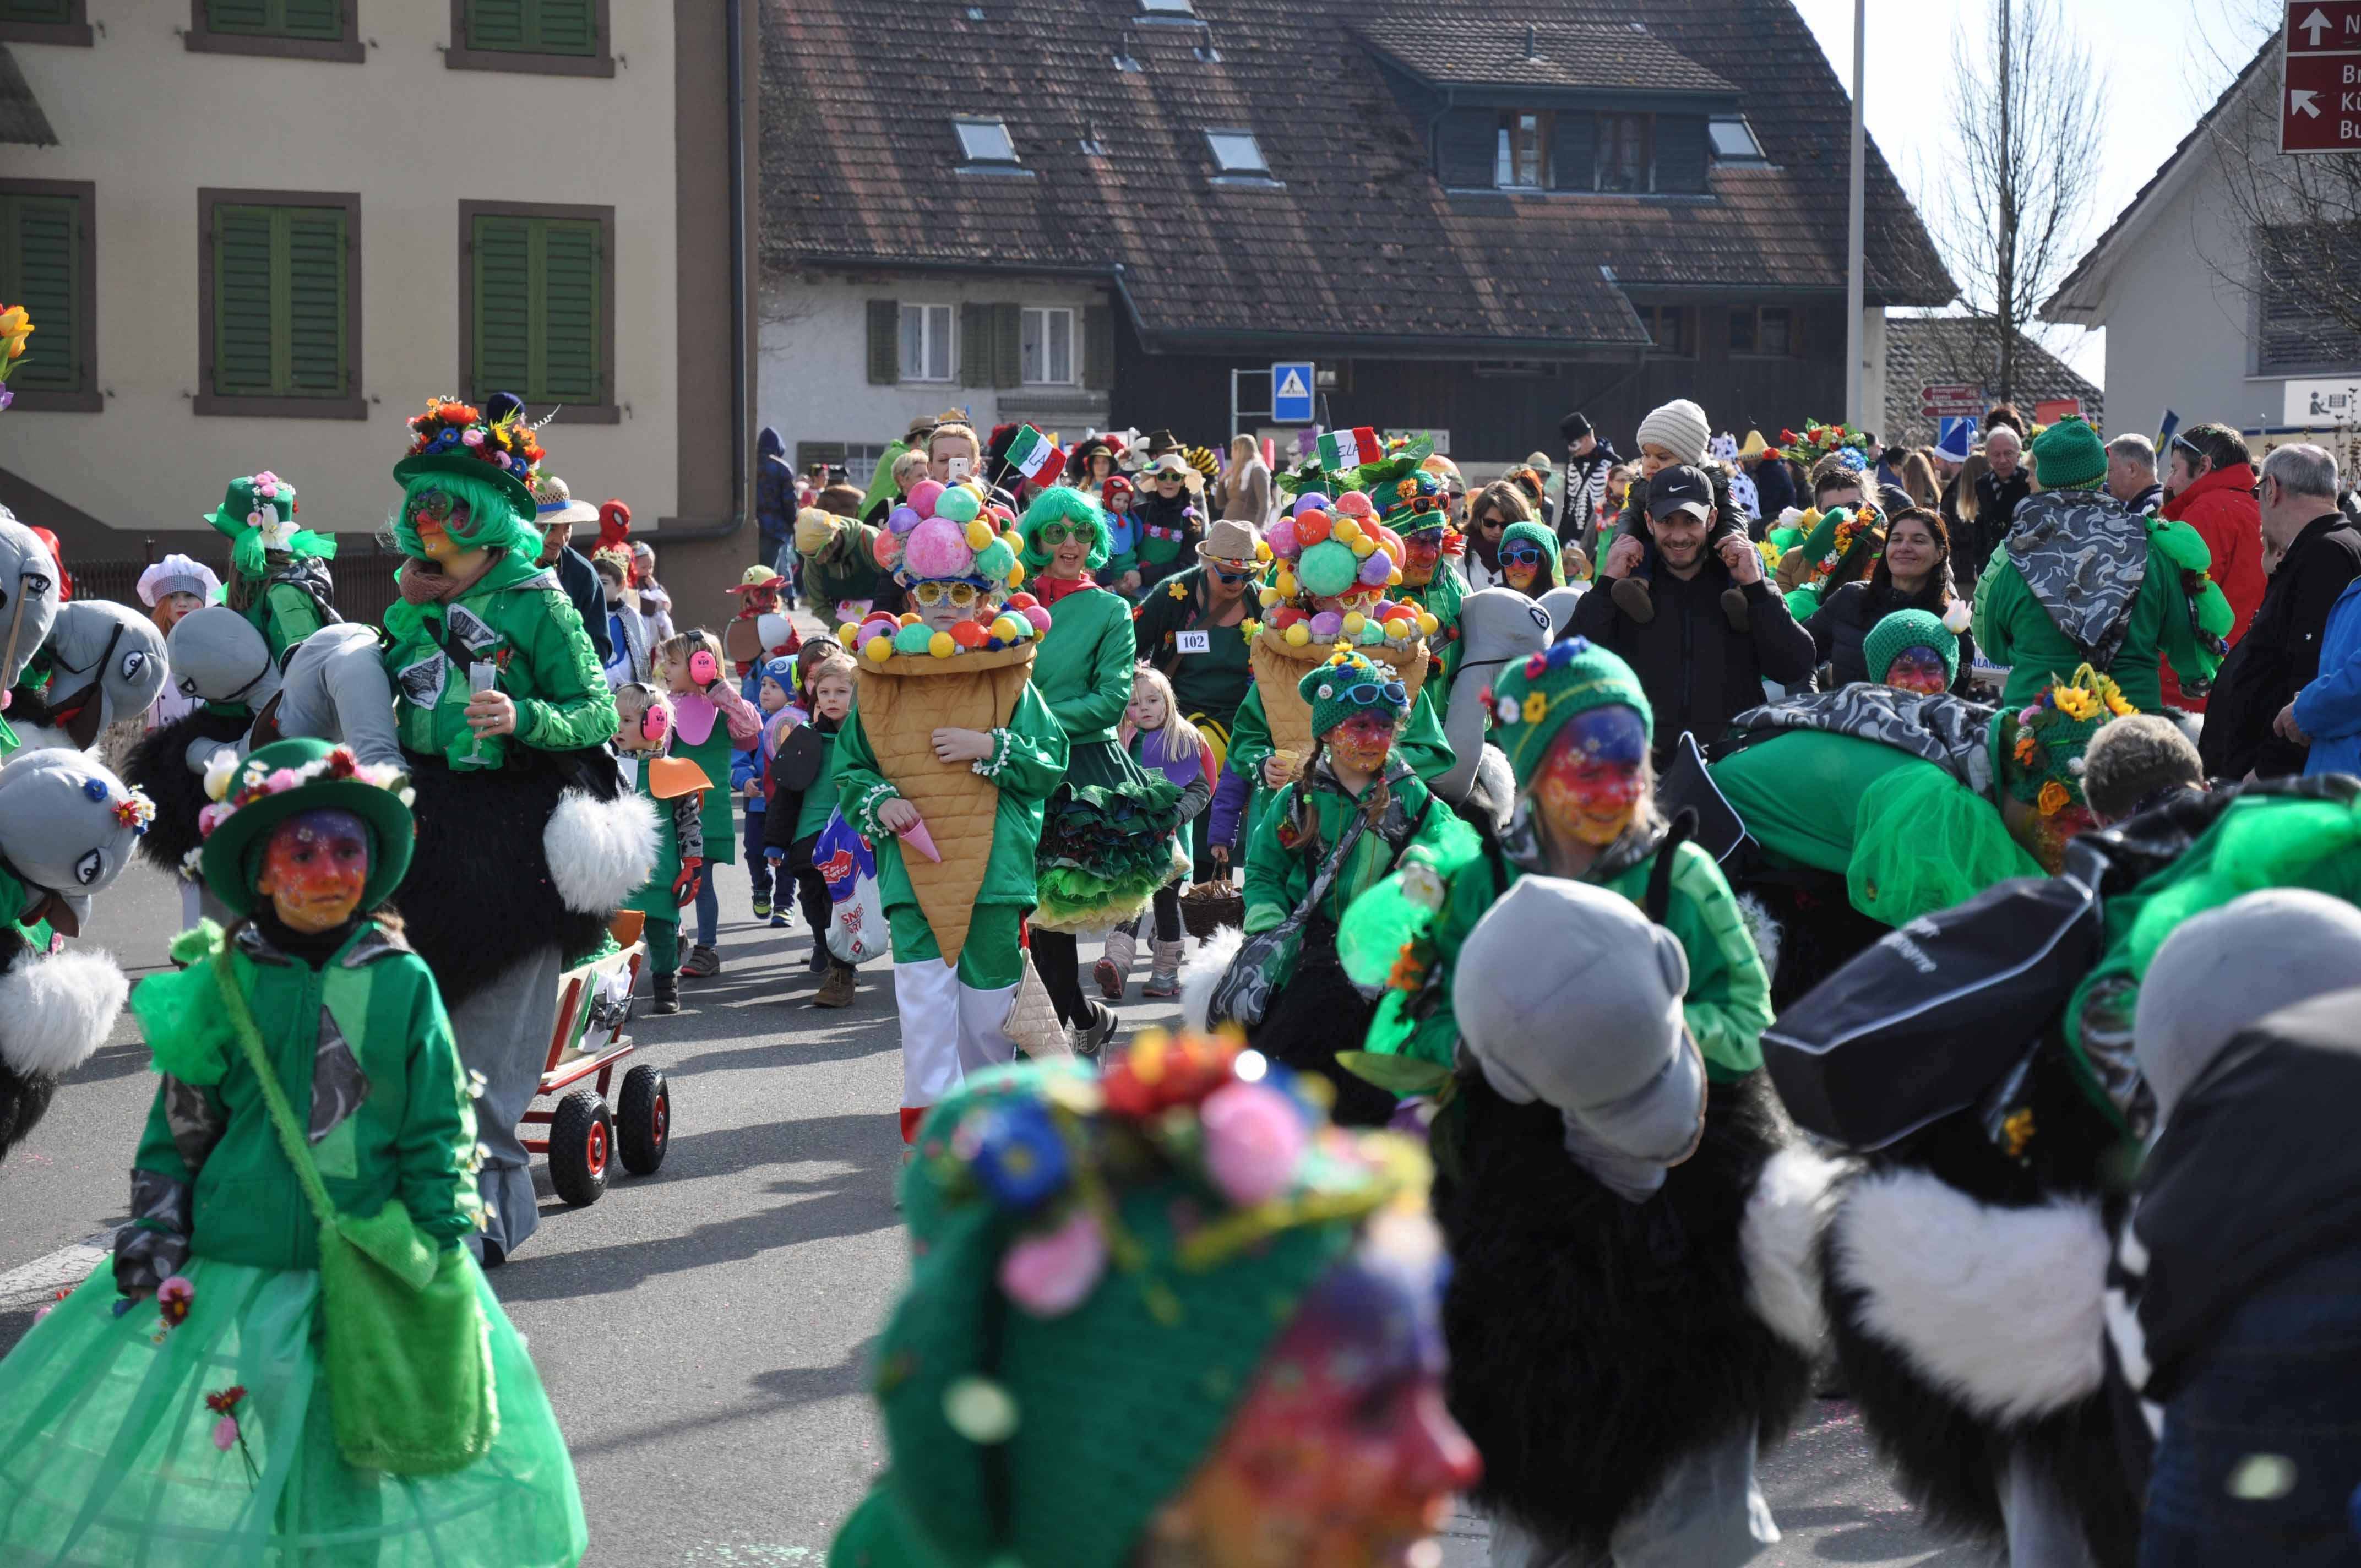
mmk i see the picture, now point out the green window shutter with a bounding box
[464,0,526,48]
[279,0,346,39]
[991,303,1021,390]
[471,214,604,405]
[204,0,274,32]
[205,0,342,36]
[1081,303,1113,391]
[284,207,347,394]
[466,0,596,55]
[213,206,279,396]
[0,1,75,23]
[866,299,899,385]
[536,219,602,402]
[0,194,81,393]
[959,303,993,388]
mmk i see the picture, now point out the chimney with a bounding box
[1523,23,1538,57]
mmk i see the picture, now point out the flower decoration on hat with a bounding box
[2001,664,2134,816]
[1488,636,1655,784]
[1299,643,1412,736]
[404,396,543,478]
[204,470,334,579]
[1778,420,1872,472]
[195,743,411,842]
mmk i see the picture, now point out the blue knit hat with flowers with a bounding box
[1487,636,1653,786]
[1299,643,1410,737]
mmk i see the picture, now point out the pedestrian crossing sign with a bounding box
[1271,361,1315,422]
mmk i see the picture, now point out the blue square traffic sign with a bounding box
[1271,362,1316,423]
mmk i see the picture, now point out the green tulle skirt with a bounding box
[1032,738,1188,934]
[0,1254,587,1566]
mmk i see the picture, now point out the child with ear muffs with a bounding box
[614,683,711,1015]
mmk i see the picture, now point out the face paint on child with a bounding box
[1324,711,1399,775]
[255,808,372,933]
[1883,647,1950,696]
[1401,537,1441,586]
[1155,1216,1479,1568]
[1533,705,1648,847]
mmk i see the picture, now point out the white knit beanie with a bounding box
[1635,400,1711,467]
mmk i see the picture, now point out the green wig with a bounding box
[393,468,542,561]
[1018,486,1112,574]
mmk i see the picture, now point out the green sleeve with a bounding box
[1391,689,1456,784]
[393,963,482,1246]
[1972,553,2023,666]
[1229,685,1272,781]
[264,581,324,652]
[980,685,1071,803]
[1658,843,1772,1080]
[1047,599,1136,738]
[1243,786,1307,933]
[514,589,621,752]
[2150,544,2207,690]
[833,699,901,838]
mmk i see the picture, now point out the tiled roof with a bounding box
[0,47,57,148]
[759,0,1955,350]
[1880,316,2103,447]
[1356,20,1737,95]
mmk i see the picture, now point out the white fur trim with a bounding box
[543,788,659,914]
[1742,1144,1846,1353]
[1178,925,1244,1032]
[1733,891,1781,983]
[0,726,84,765]
[0,949,128,1079]
[1830,1167,2109,1423]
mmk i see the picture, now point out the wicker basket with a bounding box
[1180,879,1244,939]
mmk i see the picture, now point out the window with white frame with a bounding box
[954,119,1019,165]
[1204,130,1269,176]
[899,303,953,382]
[1020,307,1074,385]
[844,442,891,486]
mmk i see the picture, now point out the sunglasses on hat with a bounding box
[1341,679,1408,706]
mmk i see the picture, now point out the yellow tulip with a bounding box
[0,306,28,335]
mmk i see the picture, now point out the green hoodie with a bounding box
[381,551,618,764]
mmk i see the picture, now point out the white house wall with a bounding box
[758,274,1109,470]
[1,5,682,539]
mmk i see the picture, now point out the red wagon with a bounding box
[524,911,672,1207]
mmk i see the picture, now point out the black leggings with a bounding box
[1150,883,1182,943]
[1031,929,1093,1028]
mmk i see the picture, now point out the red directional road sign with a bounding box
[1921,383,1985,418]
[2284,3,2361,153]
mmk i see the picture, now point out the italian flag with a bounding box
[1005,424,1065,484]
[1318,426,1383,471]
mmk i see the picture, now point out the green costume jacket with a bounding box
[127,920,482,1271]
[795,721,846,842]
[1400,567,1466,718]
[1974,530,2205,715]
[1030,584,1135,746]
[835,683,1069,918]
[382,551,618,764]
[243,571,329,664]
[1369,832,1773,1082]
[1228,683,1455,847]
[1130,566,1256,733]
[1244,764,1465,934]
[622,758,708,924]
[804,518,895,618]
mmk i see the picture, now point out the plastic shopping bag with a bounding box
[814,809,889,966]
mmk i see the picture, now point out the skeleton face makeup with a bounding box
[1882,646,1950,696]
[1533,705,1648,848]
[255,808,371,933]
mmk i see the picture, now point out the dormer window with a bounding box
[954,119,1019,166]
[1437,108,1706,195]
[1140,0,1195,15]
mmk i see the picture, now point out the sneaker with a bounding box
[814,962,857,1009]
[651,971,681,1015]
[1609,574,1657,624]
[752,899,771,920]
[1720,586,1752,633]
[769,912,791,929]
[1071,1000,1119,1059]
[680,944,722,978]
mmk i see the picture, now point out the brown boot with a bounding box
[1609,574,1656,624]
[1720,586,1751,633]
[814,960,857,1009]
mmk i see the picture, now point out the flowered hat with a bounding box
[394,396,543,526]
[1862,607,1960,688]
[1366,459,1454,539]
[1487,636,1652,785]
[1299,643,1410,738]
[1998,665,2135,820]
[833,1033,1424,1568]
[195,737,415,916]
[1780,420,1871,472]
[203,472,335,580]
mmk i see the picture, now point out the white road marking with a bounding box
[0,1233,112,1310]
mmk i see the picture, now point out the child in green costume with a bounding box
[1345,638,1775,1085]
[1242,645,1475,1125]
[0,737,586,1566]
[613,683,711,1016]
[651,628,763,980]
[203,471,339,665]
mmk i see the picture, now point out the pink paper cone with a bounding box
[899,818,942,862]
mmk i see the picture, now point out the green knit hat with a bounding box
[1488,635,1652,785]
[1996,663,2135,813]
[834,1038,1419,1568]
[2031,417,2108,491]
[1496,520,1566,589]
[1863,608,1960,687]
[1366,462,1452,536]
[202,472,338,581]
[1299,643,1410,737]
[196,737,416,916]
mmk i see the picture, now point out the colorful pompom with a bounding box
[1297,539,1359,598]
[928,631,956,658]
[964,518,997,551]
[951,620,989,649]
[1334,490,1375,519]
[936,486,982,525]
[1265,515,1299,558]
[888,504,923,534]
[893,623,934,655]
[1295,510,1332,547]
[1284,622,1312,646]
[907,480,946,517]
[865,636,894,662]
[1023,605,1052,633]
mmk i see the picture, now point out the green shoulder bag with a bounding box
[212,946,498,1475]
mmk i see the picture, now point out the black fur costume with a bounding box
[384,751,614,1011]
[0,929,57,1162]
[1435,1069,1814,1558]
[122,709,255,878]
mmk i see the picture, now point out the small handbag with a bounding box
[211,948,497,1476]
[1003,949,1073,1059]
[1207,808,1374,1030]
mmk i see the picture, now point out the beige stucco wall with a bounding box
[1,2,682,540]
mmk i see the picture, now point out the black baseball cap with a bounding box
[1647,464,1713,521]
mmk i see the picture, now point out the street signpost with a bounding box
[1921,383,1984,419]
[1271,361,1316,423]
[1936,415,1977,452]
[2283,2,2361,153]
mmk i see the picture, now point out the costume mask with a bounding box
[1883,647,1950,696]
[1533,706,1648,847]
[257,807,371,933]
[1325,711,1400,776]
[1152,1220,1478,1568]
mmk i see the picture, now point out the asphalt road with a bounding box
[0,853,1993,1567]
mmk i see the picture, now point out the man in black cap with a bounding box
[1571,464,1816,766]
[1558,411,1623,553]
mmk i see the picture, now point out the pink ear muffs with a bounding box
[640,694,673,745]
[687,647,720,686]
